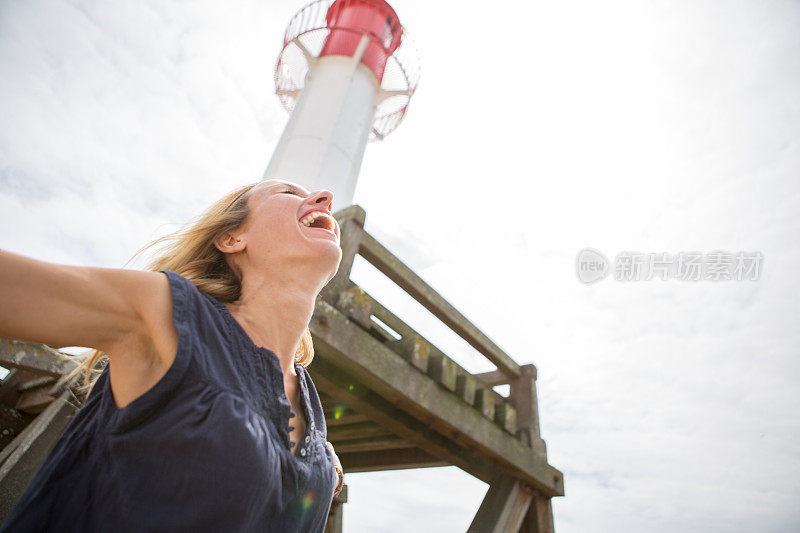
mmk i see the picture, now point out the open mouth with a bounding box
[299,210,338,236]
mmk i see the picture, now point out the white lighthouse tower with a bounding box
[264,0,420,206]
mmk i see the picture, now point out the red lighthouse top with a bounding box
[275,0,420,140]
[320,0,403,82]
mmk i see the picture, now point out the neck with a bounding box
[224,267,320,378]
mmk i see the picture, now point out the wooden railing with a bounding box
[320,205,552,460]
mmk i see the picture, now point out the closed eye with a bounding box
[281,189,301,196]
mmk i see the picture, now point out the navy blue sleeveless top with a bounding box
[1,270,338,532]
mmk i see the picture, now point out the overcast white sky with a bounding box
[1,0,799,531]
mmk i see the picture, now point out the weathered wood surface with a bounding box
[475,369,513,387]
[326,420,391,440]
[308,356,498,485]
[511,365,548,458]
[324,484,348,533]
[338,447,448,473]
[520,494,555,533]
[332,435,415,453]
[467,472,534,533]
[310,301,564,497]
[332,283,517,434]
[322,205,366,301]
[0,338,79,377]
[0,390,78,521]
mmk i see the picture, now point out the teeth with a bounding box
[299,211,336,233]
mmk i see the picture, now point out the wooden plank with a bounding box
[309,303,564,497]
[0,370,26,408]
[339,448,449,473]
[326,421,392,440]
[0,390,77,521]
[332,285,505,411]
[17,376,57,393]
[475,369,511,387]
[325,413,371,427]
[358,232,521,379]
[321,206,366,303]
[15,389,56,415]
[0,338,78,378]
[335,284,428,372]
[333,435,415,453]
[467,472,534,533]
[307,356,497,485]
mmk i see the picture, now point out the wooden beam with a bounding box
[0,338,78,377]
[330,284,516,433]
[325,413,371,427]
[467,472,533,533]
[326,421,393,440]
[475,369,511,387]
[339,448,449,473]
[15,389,56,415]
[321,205,366,303]
[308,311,563,496]
[332,435,415,453]
[307,357,497,485]
[324,484,347,533]
[358,232,521,379]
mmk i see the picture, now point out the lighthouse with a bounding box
[263,0,419,206]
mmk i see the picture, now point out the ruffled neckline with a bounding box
[207,296,313,457]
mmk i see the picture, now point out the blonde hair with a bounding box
[76,182,315,395]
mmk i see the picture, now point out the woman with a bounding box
[0,179,345,532]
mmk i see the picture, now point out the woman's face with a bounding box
[235,179,342,284]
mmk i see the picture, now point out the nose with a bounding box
[309,189,334,212]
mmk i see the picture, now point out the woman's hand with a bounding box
[325,441,343,497]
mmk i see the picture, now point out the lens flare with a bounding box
[333,403,345,419]
[301,490,316,510]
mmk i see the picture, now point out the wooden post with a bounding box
[519,494,555,533]
[510,364,556,532]
[325,483,348,533]
[510,364,547,458]
[467,472,533,533]
[321,205,366,304]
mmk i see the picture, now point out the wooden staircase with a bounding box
[0,205,564,532]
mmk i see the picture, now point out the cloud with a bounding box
[1,0,798,532]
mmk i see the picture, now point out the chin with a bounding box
[310,240,343,275]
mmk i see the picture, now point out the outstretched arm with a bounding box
[0,249,177,380]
